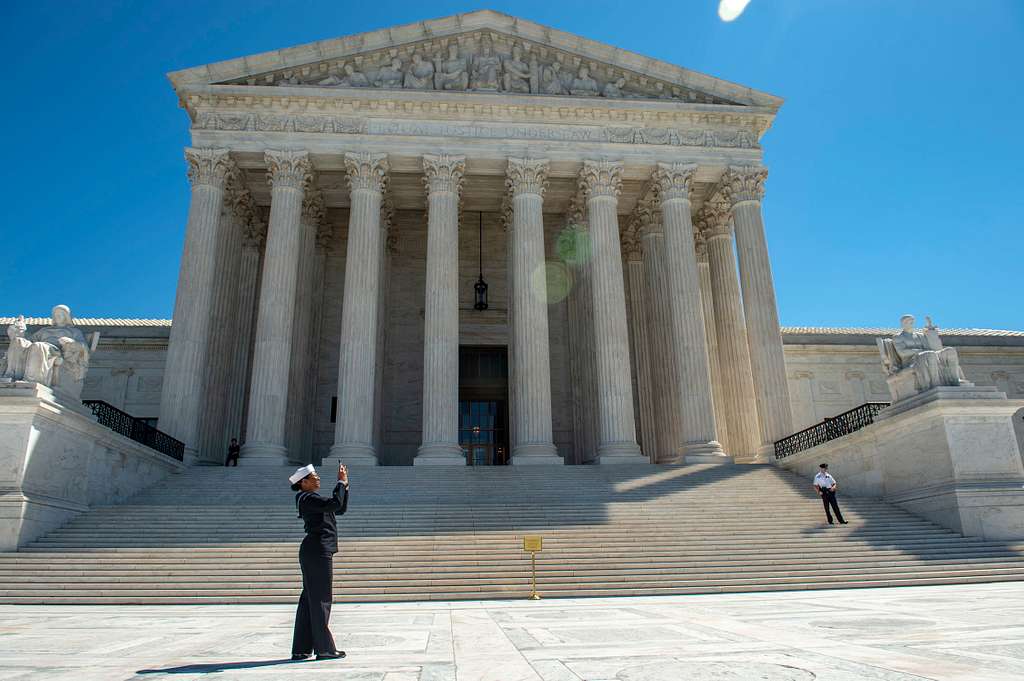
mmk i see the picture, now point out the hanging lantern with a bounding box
[474,211,489,311]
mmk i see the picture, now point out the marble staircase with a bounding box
[2,463,1024,604]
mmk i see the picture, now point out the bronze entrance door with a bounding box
[458,346,509,465]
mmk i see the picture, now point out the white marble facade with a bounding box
[8,12,1023,467]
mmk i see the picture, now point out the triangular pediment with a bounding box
[168,10,781,110]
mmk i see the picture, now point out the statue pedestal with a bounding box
[0,382,184,550]
[778,386,1024,541]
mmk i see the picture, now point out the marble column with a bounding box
[223,210,263,447]
[578,160,645,463]
[699,202,761,459]
[722,166,795,454]
[302,222,332,462]
[197,191,245,464]
[652,163,726,462]
[159,148,236,463]
[285,190,324,463]
[638,215,684,463]
[694,231,731,454]
[506,158,560,464]
[622,232,658,463]
[330,152,389,465]
[563,203,597,464]
[241,150,312,464]
[415,154,466,465]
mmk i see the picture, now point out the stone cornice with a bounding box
[265,149,313,191]
[505,157,549,197]
[422,154,466,196]
[184,147,235,189]
[579,160,623,200]
[343,151,390,194]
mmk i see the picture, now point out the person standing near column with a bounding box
[289,462,350,661]
[813,463,848,525]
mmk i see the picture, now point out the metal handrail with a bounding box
[82,400,185,461]
[774,402,889,460]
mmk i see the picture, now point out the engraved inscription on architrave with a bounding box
[219,30,739,105]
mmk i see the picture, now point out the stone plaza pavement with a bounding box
[1,583,1023,681]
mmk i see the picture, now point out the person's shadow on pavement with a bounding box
[136,658,307,674]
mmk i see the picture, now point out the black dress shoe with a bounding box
[840,520,849,524]
[291,653,311,661]
[316,650,346,660]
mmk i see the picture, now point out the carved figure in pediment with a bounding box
[570,65,600,97]
[434,43,469,91]
[279,74,303,87]
[404,53,435,89]
[540,61,567,95]
[320,63,369,88]
[502,43,532,93]
[602,76,627,98]
[376,58,404,88]
[471,37,501,90]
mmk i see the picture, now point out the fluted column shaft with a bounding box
[330,153,389,465]
[241,150,312,463]
[415,154,466,465]
[703,210,761,459]
[159,148,235,463]
[723,166,794,453]
[639,226,684,463]
[506,158,559,464]
[303,230,330,462]
[624,249,658,463]
[695,237,731,454]
[654,163,726,461]
[579,161,644,463]
[223,221,262,447]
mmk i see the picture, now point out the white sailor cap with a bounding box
[289,464,316,485]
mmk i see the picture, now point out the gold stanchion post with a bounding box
[522,535,542,600]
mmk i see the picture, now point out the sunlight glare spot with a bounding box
[718,0,752,22]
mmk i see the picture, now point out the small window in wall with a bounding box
[330,397,337,424]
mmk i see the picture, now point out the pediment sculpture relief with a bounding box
[245,33,733,104]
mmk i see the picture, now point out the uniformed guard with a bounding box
[289,462,349,661]
[813,463,848,525]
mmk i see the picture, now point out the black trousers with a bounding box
[292,552,336,655]
[821,488,845,523]
[225,455,238,467]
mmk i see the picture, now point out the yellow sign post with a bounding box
[522,535,543,600]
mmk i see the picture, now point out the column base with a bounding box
[683,441,733,464]
[239,442,289,465]
[597,442,647,464]
[511,442,562,465]
[414,443,465,466]
[326,443,379,466]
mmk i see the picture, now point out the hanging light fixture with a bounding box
[474,211,489,311]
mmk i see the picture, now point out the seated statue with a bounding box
[404,53,435,89]
[375,58,404,89]
[501,44,531,93]
[569,66,600,97]
[1,305,99,400]
[877,314,969,403]
[434,44,469,91]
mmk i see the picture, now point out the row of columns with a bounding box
[161,147,791,466]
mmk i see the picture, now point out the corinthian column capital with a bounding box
[228,185,257,224]
[506,157,550,197]
[241,216,267,249]
[344,152,389,194]
[720,165,767,205]
[302,189,326,226]
[693,229,709,263]
[652,162,698,202]
[620,229,642,262]
[578,160,623,199]
[265,149,313,191]
[185,148,236,189]
[698,200,734,239]
[422,154,466,196]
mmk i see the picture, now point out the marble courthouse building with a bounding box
[14,11,1024,469]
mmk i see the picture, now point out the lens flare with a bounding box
[535,261,573,304]
[718,0,752,22]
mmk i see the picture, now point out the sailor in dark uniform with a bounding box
[288,462,349,661]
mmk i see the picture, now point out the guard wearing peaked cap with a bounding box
[289,462,349,661]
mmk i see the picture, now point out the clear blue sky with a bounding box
[3,1,1021,329]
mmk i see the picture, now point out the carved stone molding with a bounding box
[578,160,623,200]
[185,147,235,189]
[422,154,466,196]
[302,189,326,226]
[506,157,549,197]
[652,162,697,202]
[264,149,313,191]
[720,165,767,205]
[344,152,390,194]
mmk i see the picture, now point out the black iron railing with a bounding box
[82,400,185,461]
[774,402,889,460]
